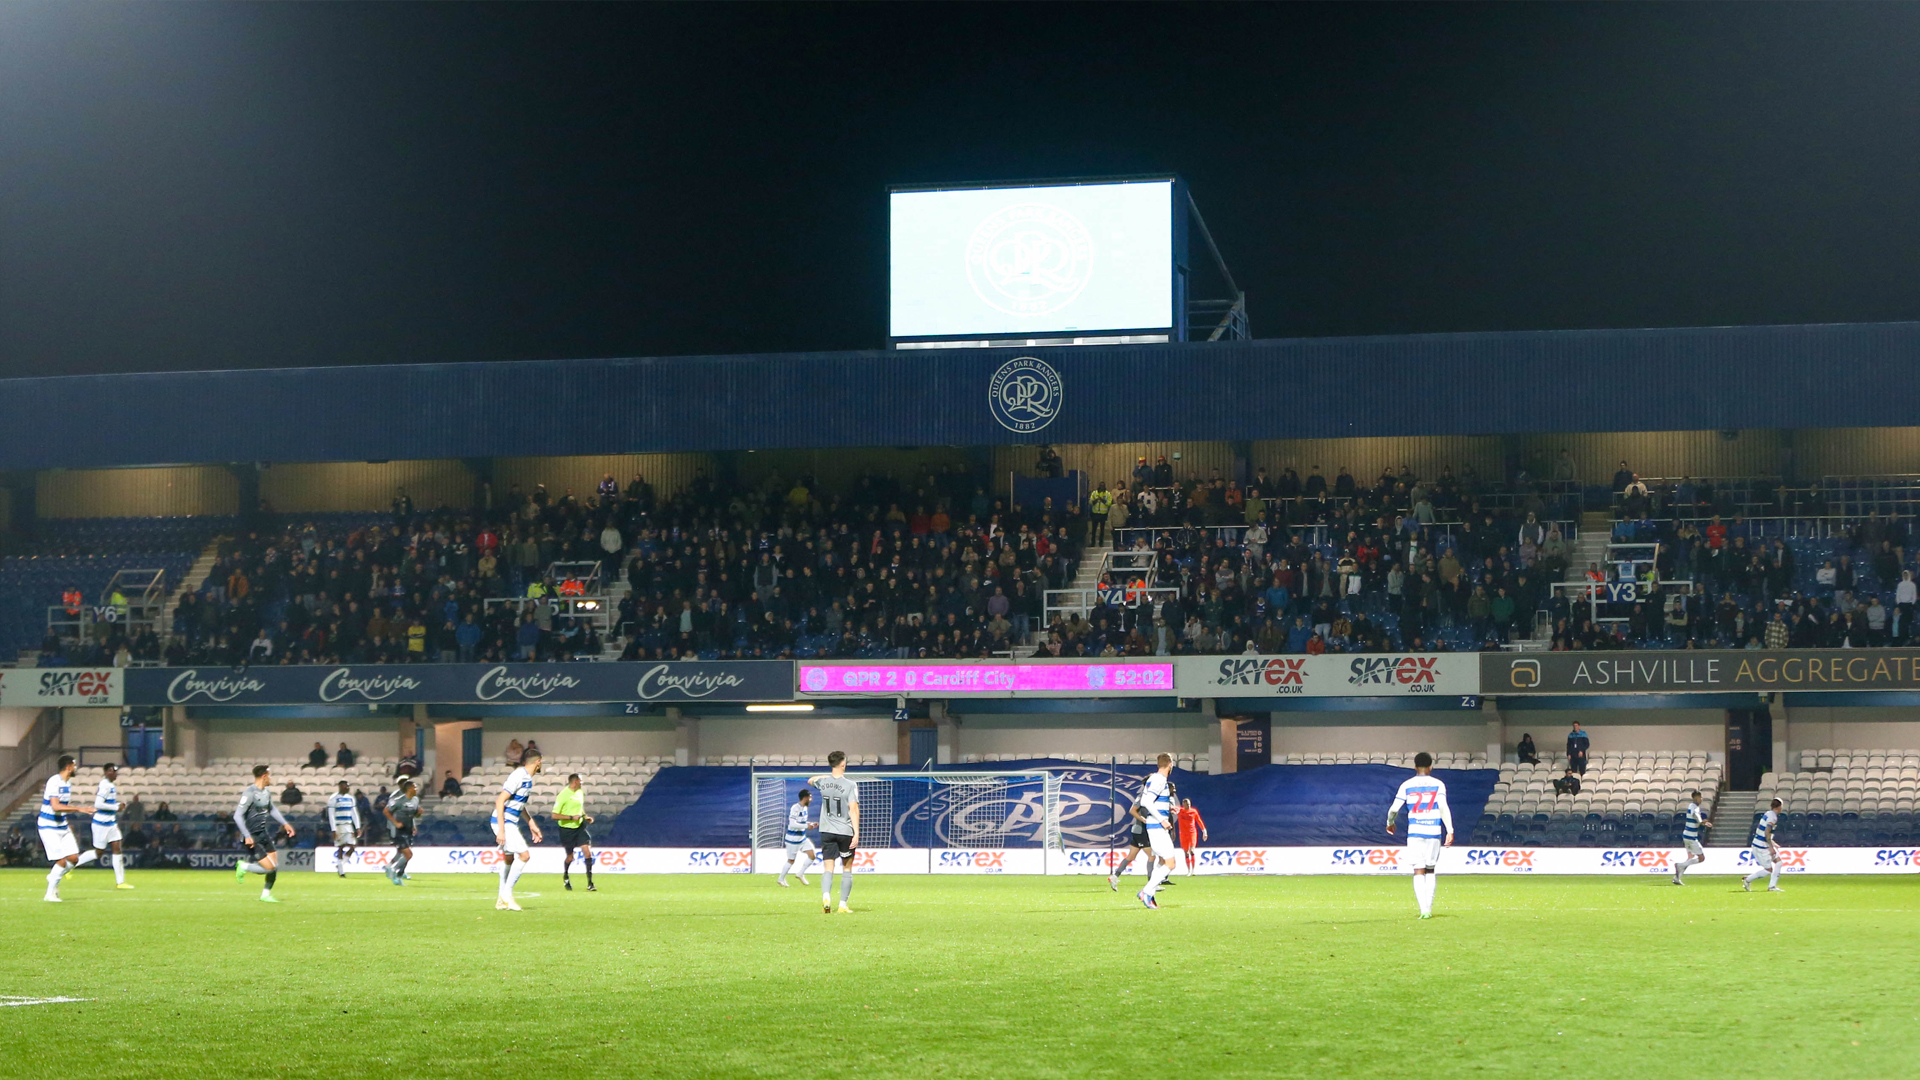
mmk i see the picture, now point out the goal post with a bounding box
[748,768,1065,873]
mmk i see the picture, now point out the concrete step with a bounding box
[1708,790,1760,846]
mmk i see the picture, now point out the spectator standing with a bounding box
[1088,482,1113,546]
[1566,722,1590,776]
[1898,571,1918,642]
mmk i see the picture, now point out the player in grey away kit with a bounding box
[234,765,296,901]
[382,779,422,885]
[809,750,862,914]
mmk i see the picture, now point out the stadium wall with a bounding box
[14,321,1920,469]
[697,715,897,762]
[37,465,240,518]
[1495,709,1727,757]
[1267,719,1487,755]
[477,717,677,762]
[200,717,408,763]
[492,454,712,505]
[950,712,1216,759]
[62,706,124,751]
[1780,706,1920,761]
[260,460,476,514]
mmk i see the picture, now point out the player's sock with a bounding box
[822,871,834,907]
[391,853,409,876]
[584,856,594,886]
[243,861,266,875]
[1414,872,1436,916]
[111,853,125,884]
[780,859,793,885]
[76,849,98,867]
[264,870,277,892]
[506,860,527,897]
[1769,865,1781,889]
[839,869,853,907]
[1144,860,1170,897]
[46,863,68,889]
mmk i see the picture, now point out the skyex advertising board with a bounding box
[121,662,794,706]
[313,845,1920,875]
[1175,654,1480,698]
[1482,650,1920,694]
[0,668,122,707]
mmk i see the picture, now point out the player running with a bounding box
[40,755,96,902]
[1130,753,1179,909]
[1106,814,1151,890]
[809,751,860,914]
[1387,752,1454,919]
[1176,797,1208,875]
[492,749,543,911]
[90,762,132,890]
[234,765,296,902]
[777,788,817,887]
[382,779,422,885]
[328,781,362,877]
[553,773,596,892]
[1742,797,1786,893]
[1672,790,1713,885]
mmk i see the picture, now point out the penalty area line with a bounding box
[0,996,90,1007]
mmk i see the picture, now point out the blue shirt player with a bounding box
[1387,752,1454,919]
[1673,790,1713,885]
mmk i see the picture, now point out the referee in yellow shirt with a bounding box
[553,774,595,892]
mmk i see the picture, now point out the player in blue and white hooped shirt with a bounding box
[1742,797,1785,893]
[40,755,96,902]
[1130,753,1178,910]
[328,781,363,877]
[490,750,543,911]
[1671,790,1713,885]
[777,788,818,888]
[89,762,133,889]
[1387,752,1454,919]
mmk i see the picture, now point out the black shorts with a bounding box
[392,828,415,848]
[558,826,592,848]
[819,833,857,862]
[1129,827,1148,849]
[244,834,277,858]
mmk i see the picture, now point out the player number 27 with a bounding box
[1408,792,1439,812]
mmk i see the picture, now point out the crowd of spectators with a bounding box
[35,453,1920,665]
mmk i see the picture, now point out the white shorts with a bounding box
[497,822,530,855]
[784,841,813,859]
[91,824,123,849]
[1684,839,1705,857]
[1406,837,1443,870]
[1749,848,1774,870]
[40,827,79,862]
[1146,826,1178,859]
[333,828,358,846]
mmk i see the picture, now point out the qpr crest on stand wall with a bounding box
[988,355,1063,434]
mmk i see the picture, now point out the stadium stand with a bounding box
[1757,748,1920,846]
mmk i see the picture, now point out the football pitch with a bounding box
[1,869,1914,1079]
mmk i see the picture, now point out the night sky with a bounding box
[5,2,1920,378]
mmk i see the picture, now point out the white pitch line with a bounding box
[0,996,89,1007]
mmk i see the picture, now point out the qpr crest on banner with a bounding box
[988,355,1063,434]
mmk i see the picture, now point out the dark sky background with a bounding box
[5,2,1920,378]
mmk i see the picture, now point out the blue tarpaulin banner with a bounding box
[609,760,1497,848]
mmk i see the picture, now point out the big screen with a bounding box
[890,180,1175,339]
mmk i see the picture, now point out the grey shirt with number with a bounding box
[389,793,421,832]
[814,776,860,837]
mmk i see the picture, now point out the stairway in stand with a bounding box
[1708,791,1759,846]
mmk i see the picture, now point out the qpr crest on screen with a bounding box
[988,355,1063,434]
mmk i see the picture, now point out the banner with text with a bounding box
[1482,650,1920,695]
[1175,654,1480,698]
[0,668,122,708]
[797,661,1174,697]
[312,845,1920,875]
[122,661,794,706]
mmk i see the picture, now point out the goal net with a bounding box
[749,769,1064,872]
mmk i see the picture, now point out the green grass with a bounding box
[1,867,1915,1079]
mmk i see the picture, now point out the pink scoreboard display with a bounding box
[798,663,1173,695]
